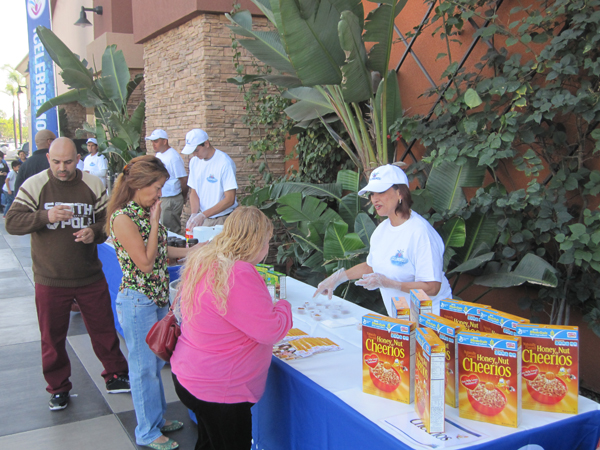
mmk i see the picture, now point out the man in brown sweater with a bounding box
[5,137,130,411]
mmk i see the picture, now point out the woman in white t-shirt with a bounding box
[314,164,452,316]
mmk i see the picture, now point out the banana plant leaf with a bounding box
[440,217,466,248]
[276,193,342,230]
[227,10,296,75]
[474,253,558,288]
[60,68,94,90]
[270,181,342,200]
[126,73,144,104]
[129,101,146,134]
[323,220,366,261]
[338,11,371,103]
[374,70,402,143]
[448,251,495,274]
[336,169,360,192]
[427,159,487,215]
[37,89,93,117]
[363,0,408,75]
[101,45,132,112]
[338,193,360,230]
[283,87,335,121]
[355,212,377,247]
[36,26,92,80]
[411,188,434,215]
[270,0,345,86]
[454,212,499,264]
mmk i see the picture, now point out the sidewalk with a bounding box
[0,220,198,449]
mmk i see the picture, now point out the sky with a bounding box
[0,2,30,119]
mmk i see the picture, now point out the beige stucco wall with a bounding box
[51,0,95,96]
[143,13,285,200]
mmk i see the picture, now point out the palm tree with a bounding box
[3,65,25,147]
[2,84,18,147]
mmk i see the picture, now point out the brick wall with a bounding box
[143,13,285,222]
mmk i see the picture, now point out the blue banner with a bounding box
[26,0,59,151]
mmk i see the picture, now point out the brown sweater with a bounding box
[5,169,108,287]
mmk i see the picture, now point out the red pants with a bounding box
[35,277,129,394]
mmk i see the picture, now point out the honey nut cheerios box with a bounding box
[410,289,433,323]
[516,324,579,415]
[415,327,446,434]
[457,331,522,428]
[362,313,416,404]
[419,313,463,408]
[391,297,410,321]
[440,299,490,331]
[480,309,529,336]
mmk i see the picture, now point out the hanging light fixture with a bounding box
[74,6,103,28]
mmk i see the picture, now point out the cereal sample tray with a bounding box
[415,327,446,433]
[273,329,341,360]
[480,309,529,336]
[516,324,579,414]
[457,332,522,428]
[440,299,490,331]
[362,314,415,404]
[419,313,463,408]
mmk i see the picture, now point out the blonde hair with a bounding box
[178,206,273,318]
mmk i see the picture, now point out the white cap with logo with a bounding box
[86,138,98,145]
[181,129,209,155]
[145,129,168,141]
[358,164,409,196]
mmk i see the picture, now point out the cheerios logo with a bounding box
[27,0,46,19]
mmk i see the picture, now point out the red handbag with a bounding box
[146,307,181,362]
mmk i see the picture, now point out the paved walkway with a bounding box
[0,219,198,449]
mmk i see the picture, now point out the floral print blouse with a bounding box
[111,201,169,307]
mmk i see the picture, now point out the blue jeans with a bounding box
[116,288,168,445]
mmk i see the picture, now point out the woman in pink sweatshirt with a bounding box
[170,206,292,450]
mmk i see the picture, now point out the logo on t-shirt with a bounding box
[89,162,96,167]
[390,249,408,266]
[207,174,218,183]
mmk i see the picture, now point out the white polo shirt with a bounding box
[188,149,238,218]
[83,153,108,187]
[155,147,187,197]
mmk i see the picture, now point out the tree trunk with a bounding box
[11,99,17,147]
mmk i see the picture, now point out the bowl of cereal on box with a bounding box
[467,382,507,416]
[369,361,401,392]
[527,371,567,404]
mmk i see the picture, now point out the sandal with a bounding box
[160,420,184,433]
[143,437,179,450]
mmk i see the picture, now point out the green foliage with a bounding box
[391,0,600,333]
[35,26,145,174]
[227,0,405,172]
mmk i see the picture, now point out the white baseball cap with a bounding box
[86,138,98,145]
[358,164,409,196]
[145,129,168,141]
[181,129,209,155]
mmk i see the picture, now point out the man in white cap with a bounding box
[145,129,188,234]
[83,138,108,188]
[182,129,238,229]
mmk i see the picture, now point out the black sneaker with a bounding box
[49,392,70,411]
[106,374,130,394]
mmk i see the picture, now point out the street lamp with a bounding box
[74,6,103,28]
[16,85,25,147]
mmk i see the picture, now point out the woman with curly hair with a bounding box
[171,206,292,450]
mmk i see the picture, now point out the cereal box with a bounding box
[457,331,522,428]
[362,313,416,404]
[415,327,446,433]
[410,289,432,323]
[480,309,529,336]
[440,299,490,331]
[391,296,410,320]
[516,324,579,414]
[265,270,287,301]
[419,313,463,408]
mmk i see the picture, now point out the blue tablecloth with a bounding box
[99,243,600,450]
[98,243,180,336]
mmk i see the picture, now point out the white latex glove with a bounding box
[186,212,206,230]
[355,272,401,291]
[313,268,349,300]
